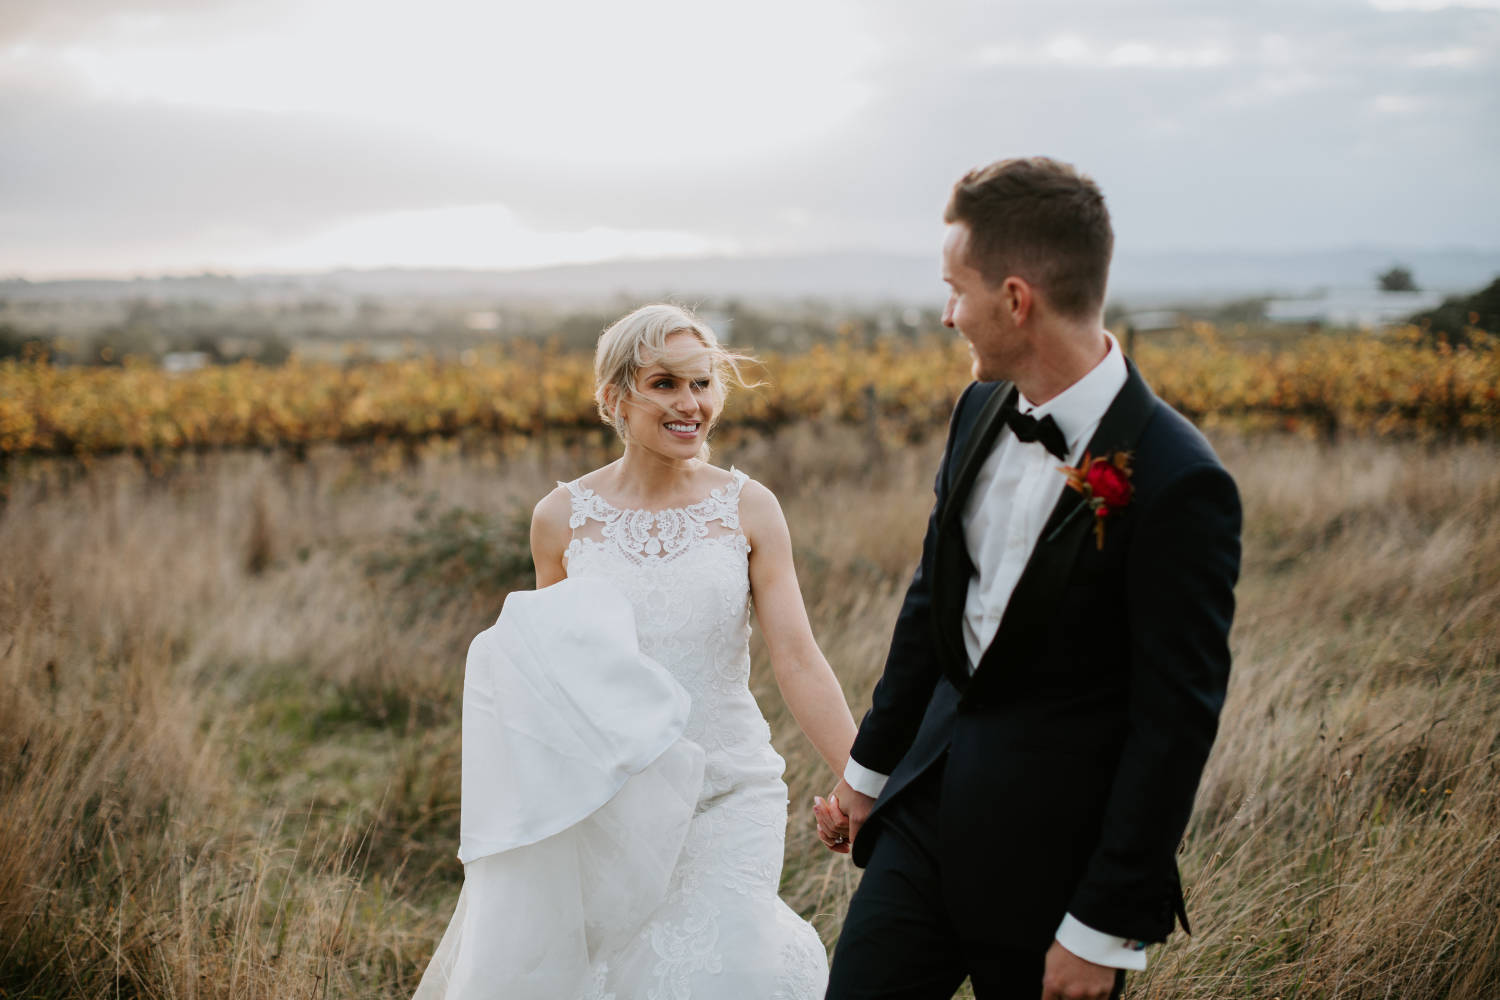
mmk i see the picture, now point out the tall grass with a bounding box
[1,426,1496,998]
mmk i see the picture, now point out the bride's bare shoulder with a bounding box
[734,474,788,537]
[534,482,573,516]
[531,483,574,551]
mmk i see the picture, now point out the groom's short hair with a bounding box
[944,157,1113,319]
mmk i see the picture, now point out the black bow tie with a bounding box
[1000,396,1068,461]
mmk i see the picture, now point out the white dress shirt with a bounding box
[844,332,1147,970]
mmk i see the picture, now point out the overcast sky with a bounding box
[2,0,1497,278]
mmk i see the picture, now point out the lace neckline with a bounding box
[565,467,746,518]
[563,467,748,562]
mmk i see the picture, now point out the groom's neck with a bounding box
[1010,317,1110,406]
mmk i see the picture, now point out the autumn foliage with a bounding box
[2,328,1496,460]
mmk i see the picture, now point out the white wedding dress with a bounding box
[413,468,828,1000]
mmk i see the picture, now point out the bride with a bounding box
[413,304,857,999]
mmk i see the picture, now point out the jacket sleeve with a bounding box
[848,382,976,776]
[1067,461,1242,942]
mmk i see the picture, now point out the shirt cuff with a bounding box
[842,757,889,799]
[1055,914,1148,971]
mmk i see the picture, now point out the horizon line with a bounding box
[8,242,1500,286]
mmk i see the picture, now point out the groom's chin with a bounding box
[963,347,996,382]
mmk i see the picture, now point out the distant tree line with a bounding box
[4,278,1495,367]
[0,324,49,362]
[1411,276,1500,345]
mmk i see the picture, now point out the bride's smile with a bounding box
[617,330,720,461]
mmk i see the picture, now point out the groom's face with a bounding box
[941,222,1016,381]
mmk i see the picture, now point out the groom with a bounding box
[815,157,1241,999]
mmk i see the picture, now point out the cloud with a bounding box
[1,0,1497,276]
[1370,0,1500,10]
[1406,45,1486,65]
[978,36,1232,70]
[784,1,1500,252]
[1371,94,1427,112]
[9,0,879,169]
[0,0,275,46]
[207,204,732,273]
[0,93,502,229]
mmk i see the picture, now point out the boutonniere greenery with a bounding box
[1051,451,1135,550]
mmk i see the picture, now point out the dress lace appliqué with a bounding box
[565,468,749,563]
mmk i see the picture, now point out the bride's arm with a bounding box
[741,480,858,779]
[530,487,572,588]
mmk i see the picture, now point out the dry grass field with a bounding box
[2,420,1497,998]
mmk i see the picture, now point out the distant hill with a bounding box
[1109,248,1500,303]
[4,247,1498,307]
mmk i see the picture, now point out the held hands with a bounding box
[812,779,875,854]
[1041,940,1117,1000]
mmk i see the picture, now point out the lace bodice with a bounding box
[562,468,780,796]
[566,469,750,563]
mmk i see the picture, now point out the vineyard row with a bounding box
[2,331,1497,460]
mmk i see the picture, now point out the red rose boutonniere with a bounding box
[1057,451,1134,549]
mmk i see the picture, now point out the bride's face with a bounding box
[617,331,719,461]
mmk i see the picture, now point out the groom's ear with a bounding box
[1003,276,1034,325]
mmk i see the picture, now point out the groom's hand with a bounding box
[814,780,875,853]
[832,780,876,845]
[1041,940,1116,1000]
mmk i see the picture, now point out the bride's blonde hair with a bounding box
[594,304,756,459]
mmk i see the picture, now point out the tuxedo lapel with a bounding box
[939,381,1012,529]
[967,361,1158,695]
[926,381,1012,689]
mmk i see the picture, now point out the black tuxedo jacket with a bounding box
[847,361,1241,950]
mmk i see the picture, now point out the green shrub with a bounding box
[367,498,534,620]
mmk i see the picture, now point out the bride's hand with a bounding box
[814,779,875,854]
[813,794,850,852]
